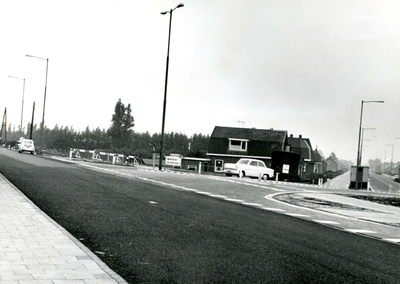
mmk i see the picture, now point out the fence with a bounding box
[69,148,137,165]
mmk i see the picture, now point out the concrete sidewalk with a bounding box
[324,171,350,189]
[0,173,128,283]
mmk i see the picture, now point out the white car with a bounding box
[18,138,35,155]
[224,158,274,180]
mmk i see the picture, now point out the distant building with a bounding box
[313,148,324,174]
[325,154,349,172]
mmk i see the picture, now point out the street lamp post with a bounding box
[26,55,49,153]
[396,137,400,175]
[159,3,184,171]
[8,76,25,135]
[356,101,384,166]
[386,144,394,175]
[380,149,387,174]
[354,100,384,190]
[359,127,375,167]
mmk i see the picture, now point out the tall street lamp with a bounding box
[396,137,400,175]
[380,148,387,174]
[8,76,25,135]
[360,127,375,166]
[159,3,184,171]
[353,100,384,190]
[386,144,394,174]
[356,100,384,166]
[26,55,49,152]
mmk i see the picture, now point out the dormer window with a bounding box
[229,138,248,151]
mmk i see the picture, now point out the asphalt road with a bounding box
[369,171,399,192]
[1,148,400,284]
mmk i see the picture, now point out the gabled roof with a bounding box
[211,126,287,143]
[313,149,324,163]
[288,135,313,161]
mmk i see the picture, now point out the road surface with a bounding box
[1,148,399,283]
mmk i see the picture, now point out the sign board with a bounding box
[282,164,290,174]
[215,160,224,172]
[166,156,182,167]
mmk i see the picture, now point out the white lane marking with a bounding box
[195,191,213,196]
[286,213,310,218]
[208,194,227,198]
[345,229,376,234]
[242,203,264,207]
[262,207,285,212]
[224,198,244,203]
[383,239,400,243]
[314,220,340,225]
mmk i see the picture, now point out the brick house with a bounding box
[312,148,324,174]
[207,126,288,172]
[287,134,317,181]
[325,154,342,172]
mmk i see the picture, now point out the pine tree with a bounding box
[108,99,135,150]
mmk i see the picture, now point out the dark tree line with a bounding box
[1,99,210,158]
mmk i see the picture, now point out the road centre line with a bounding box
[314,220,341,225]
[345,229,377,234]
[208,194,227,198]
[286,213,310,218]
[262,208,286,212]
[242,202,264,207]
[195,191,214,196]
[384,239,400,243]
[224,198,245,203]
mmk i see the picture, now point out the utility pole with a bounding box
[29,102,35,140]
[1,108,7,145]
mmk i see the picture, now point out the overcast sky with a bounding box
[1,0,399,164]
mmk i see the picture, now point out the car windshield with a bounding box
[24,141,33,144]
[237,160,248,164]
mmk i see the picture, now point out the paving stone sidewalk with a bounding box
[0,173,128,284]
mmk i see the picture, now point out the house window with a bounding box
[187,165,197,171]
[229,139,248,151]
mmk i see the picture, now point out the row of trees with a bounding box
[1,99,210,158]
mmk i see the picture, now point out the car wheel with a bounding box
[18,150,22,153]
[239,171,245,179]
[262,174,269,180]
[30,151,34,155]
